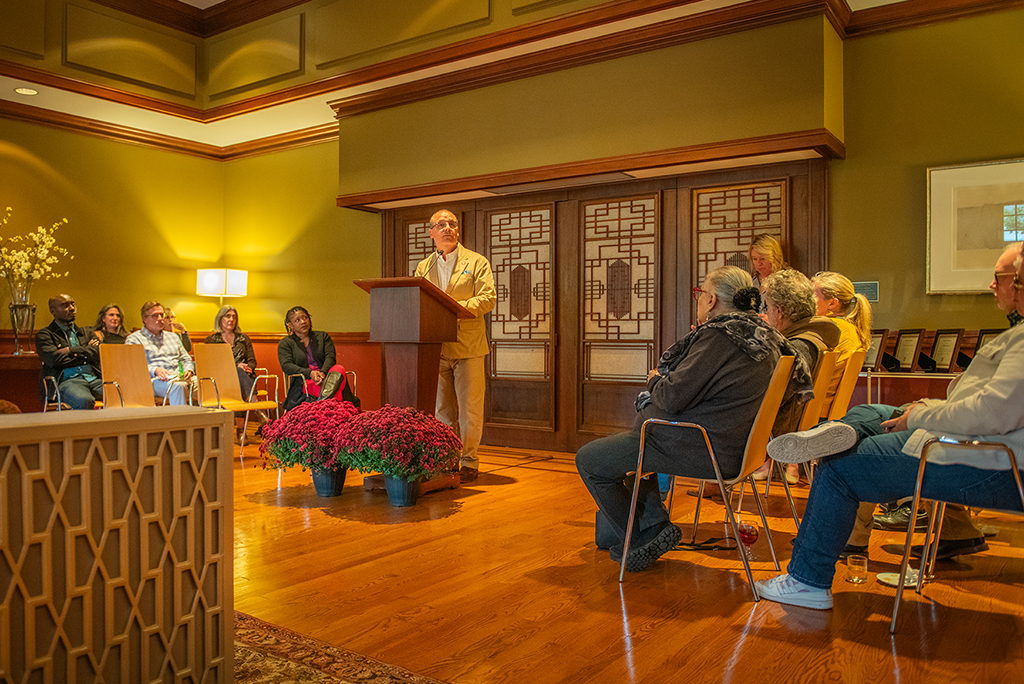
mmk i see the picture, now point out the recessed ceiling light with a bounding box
[14,87,38,96]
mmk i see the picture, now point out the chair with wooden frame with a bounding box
[766,351,838,524]
[98,344,186,407]
[620,356,795,600]
[889,437,1024,633]
[193,343,281,456]
[826,349,867,421]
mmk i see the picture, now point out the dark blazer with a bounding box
[278,330,336,409]
[35,320,101,398]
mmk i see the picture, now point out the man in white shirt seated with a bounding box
[125,301,196,405]
[754,244,1024,610]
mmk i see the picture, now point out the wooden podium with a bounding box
[355,277,473,493]
[354,277,472,414]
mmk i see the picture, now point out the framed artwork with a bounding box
[927,157,1024,294]
[977,328,1005,351]
[894,329,924,372]
[864,329,888,371]
[930,329,964,373]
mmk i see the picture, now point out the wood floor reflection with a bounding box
[232,444,1024,683]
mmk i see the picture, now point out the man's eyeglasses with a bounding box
[692,286,705,301]
[994,271,1017,282]
[431,220,458,229]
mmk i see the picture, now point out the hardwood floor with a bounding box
[232,444,1024,683]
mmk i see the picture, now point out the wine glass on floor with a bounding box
[736,517,759,561]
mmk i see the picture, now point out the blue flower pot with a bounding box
[384,475,421,507]
[311,468,347,497]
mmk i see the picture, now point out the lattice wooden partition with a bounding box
[0,407,234,684]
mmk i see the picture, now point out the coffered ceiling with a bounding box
[0,0,1002,157]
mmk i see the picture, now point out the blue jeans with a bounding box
[788,405,1024,588]
[57,375,103,410]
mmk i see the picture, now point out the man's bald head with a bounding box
[48,294,76,323]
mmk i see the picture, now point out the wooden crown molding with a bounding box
[0,99,338,161]
[329,0,844,122]
[335,129,846,210]
[845,0,1024,38]
[88,0,308,38]
[3,0,1016,127]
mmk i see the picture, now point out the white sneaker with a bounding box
[767,422,857,464]
[755,574,833,609]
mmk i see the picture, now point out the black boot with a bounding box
[319,371,343,400]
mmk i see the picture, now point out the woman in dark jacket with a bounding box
[576,265,811,573]
[91,304,129,344]
[277,306,357,411]
[205,305,258,400]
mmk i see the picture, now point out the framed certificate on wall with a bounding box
[864,329,888,371]
[977,328,1005,351]
[894,329,924,372]
[931,329,964,372]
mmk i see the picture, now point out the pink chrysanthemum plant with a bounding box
[259,400,360,471]
[339,404,462,482]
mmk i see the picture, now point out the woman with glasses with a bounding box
[205,305,258,400]
[277,306,358,412]
[576,265,811,573]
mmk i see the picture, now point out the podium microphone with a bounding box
[421,248,443,277]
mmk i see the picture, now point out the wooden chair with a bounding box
[620,356,795,600]
[193,343,280,456]
[99,344,177,407]
[769,351,838,524]
[827,349,867,421]
[890,437,1024,632]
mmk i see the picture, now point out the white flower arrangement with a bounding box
[0,207,72,300]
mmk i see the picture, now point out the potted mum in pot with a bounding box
[340,404,462,507]
[259,399,360,496]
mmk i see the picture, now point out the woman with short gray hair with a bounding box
[575,264,812,573]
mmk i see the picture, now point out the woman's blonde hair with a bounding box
[748,234,788,276]
[813,271,872,349]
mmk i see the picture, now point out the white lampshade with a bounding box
[197,268,247,297]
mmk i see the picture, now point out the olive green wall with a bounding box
[831,8,1024,330]
[0,118,374,333]
[222,143,380,332]
[339,17,834,193]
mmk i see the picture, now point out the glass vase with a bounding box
[7,278,35,356]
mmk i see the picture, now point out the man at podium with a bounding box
[414,209,496,482]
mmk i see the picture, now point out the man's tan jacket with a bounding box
[415,243,496,359]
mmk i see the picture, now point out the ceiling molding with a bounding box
[845,0,1024,37]
[329,0,843,121]
[0,99,337,161]
[0,59,207,121]
[335,128,845,210]
[2,0,1014,129]
[88,0,309,38]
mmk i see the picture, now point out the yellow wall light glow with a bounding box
[197,268,247,297]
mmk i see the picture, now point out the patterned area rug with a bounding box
[235,611,450,684]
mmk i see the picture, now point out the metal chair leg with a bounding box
[691,481,704,545]
[748,475,780,570]
[721,488,760,601]
[778,460,801,528]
